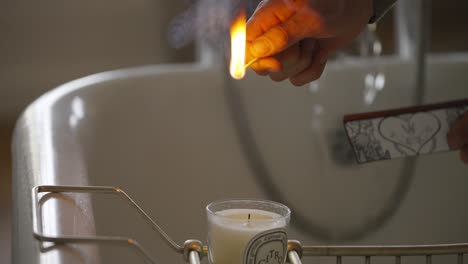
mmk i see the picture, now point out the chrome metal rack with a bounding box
[32,185,468,264]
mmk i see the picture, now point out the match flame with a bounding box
[229,10,247,80]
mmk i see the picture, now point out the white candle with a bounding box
[206,200,290,264]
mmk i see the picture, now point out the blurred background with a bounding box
[1,0,468,263]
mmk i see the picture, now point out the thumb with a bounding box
[247,3,323,57]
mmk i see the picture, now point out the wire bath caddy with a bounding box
[32,185,468,264]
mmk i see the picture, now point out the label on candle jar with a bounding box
[243,228,287,264]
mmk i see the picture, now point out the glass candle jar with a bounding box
[206,199,291,264]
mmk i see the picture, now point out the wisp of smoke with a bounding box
[168,0,259,58]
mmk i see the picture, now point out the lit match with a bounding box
[229,9,247,80]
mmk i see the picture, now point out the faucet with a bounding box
[395,0,432,104]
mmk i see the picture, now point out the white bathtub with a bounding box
[12,53,468,264]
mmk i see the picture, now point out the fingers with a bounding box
[249,38,327,85]
[246,0,299,42]
[269,38,316,82]
[460,145,468,164]
[268,42,302,81]
[250,57,281,73]
[246,0,323,58]
[447,112,468,149]
[249,26,291,58]
[447,111,468,165]
[289,48,327,86]
[246,45,281,73]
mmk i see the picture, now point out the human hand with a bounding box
[447,111,468,164]
[245,0,373,86]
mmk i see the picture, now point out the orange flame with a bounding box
[229,10,247,80]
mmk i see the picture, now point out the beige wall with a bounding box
[0,0,193,123]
